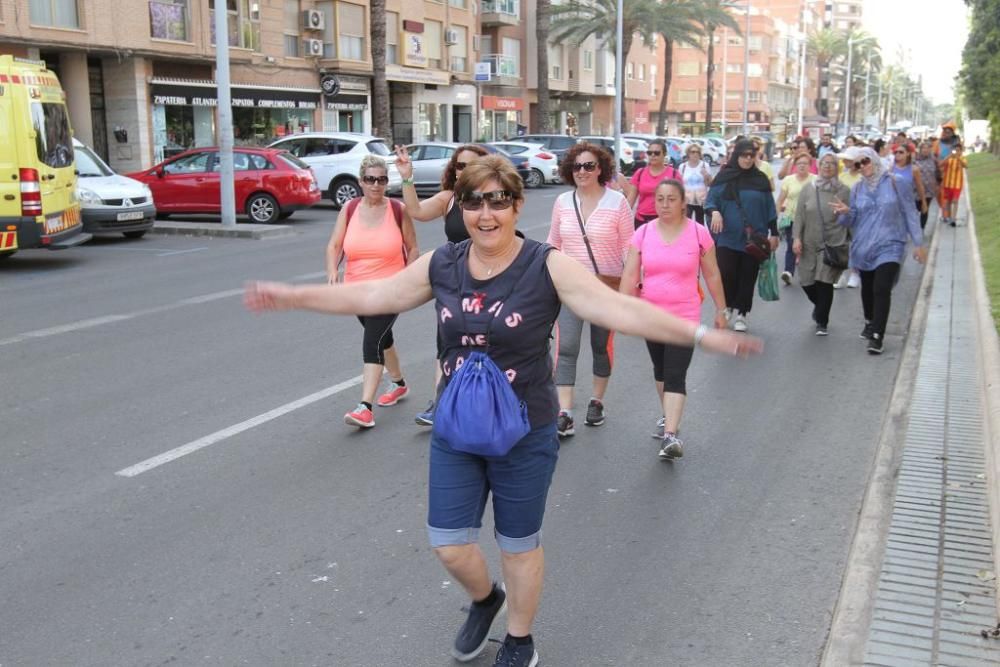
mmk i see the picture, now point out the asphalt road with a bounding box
[0,185,924,666]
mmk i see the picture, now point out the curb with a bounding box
[965,176,1000,619]
[820,216,941,665]
[151,221,296,239]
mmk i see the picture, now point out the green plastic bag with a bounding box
[757,254,780,302]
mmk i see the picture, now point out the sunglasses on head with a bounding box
[853,157,873,169]
[572,161,598,172]
[362,175,389,185]
[647,150,663,156]
[459,190,515,212]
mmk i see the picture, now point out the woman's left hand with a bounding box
[244,281,297,312]
[920,200,928,214]
[913,246,928,264]
[713,310,728,330]
[614,172,628,191]
[701,329,764,359]
[769,236,780,252]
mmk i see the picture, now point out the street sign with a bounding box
[474,62,491,82]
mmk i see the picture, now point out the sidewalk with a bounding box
[825,191,1000,664]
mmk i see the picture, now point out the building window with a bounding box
[449,0,466,7]
[210,0,261,51]
[450,24,468,72]
[676,89,698,103]
[583,50,593,71]
[747,63,763,78]
[749,91,762,103]
[149,0,188,41]
[638,64,645,81]
[748,36,762,51]
[425,20,442,69]
[338,2,365,60]
[29,0,79,28]
[626,62,634,79]
[317,1,336,57]
[502,37,520,77]
[283,0,299,56]
[725,63,742,73]
[678,61,699,76]
[549,44,562,79]
[386,12,398,64]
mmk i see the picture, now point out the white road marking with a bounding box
[115,374,363,477]
[0,273,328,348]
[156,247,208,257]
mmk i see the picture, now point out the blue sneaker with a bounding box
[451,583,506,662]
[415,400,434,426]
[492,634,539,667]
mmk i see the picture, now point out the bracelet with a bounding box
[401,177,414,186]
[694,324,709,347]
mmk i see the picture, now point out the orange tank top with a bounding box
[342,203,405,283]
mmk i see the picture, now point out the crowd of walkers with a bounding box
[241,123,962,665]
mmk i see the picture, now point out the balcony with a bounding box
[479,54,520,86]
[481,0,520,27]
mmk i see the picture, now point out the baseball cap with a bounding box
[836,146,866,162]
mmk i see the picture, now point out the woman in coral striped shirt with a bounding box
[547,142,633,437]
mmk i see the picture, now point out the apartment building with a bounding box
[824,0,862,31]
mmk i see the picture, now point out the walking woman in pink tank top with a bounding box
[325,155,419,429]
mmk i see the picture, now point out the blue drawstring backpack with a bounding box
[431,253,533,457]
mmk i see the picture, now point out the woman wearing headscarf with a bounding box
[914,140,940,230]
[704,139,779,333]
[792,154,851,335]
[830,147,927,354]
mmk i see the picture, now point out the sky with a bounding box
[863,0,970,105]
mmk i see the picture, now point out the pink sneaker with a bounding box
[344,404,375,428]
[376,382,409,407]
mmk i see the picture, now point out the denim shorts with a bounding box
[427,422,559,553]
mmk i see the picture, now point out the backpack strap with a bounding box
[343,197,362,228]
[389,198,403,229]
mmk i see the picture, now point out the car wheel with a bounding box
[246,193,279,224]
[123,230,147,239]
[525,169,544,188]
[331,178,361,209]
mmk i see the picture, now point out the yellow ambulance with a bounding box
[0,55,89,259]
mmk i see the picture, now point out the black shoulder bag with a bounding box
[730,184,770,263]
[572,192,622,289]
[814,186,849,270]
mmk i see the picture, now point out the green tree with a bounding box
[536,0,554,133]
[550,0,660,132]
[690,0,741,134]
[960,0,1000,149]
[807,28,845,120]
[650,0,703,136]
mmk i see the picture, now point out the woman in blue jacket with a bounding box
[705,139,779,333]
[830,147,927,354]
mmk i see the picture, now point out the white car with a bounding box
[489,141,560,187]
[577,135,635,166]
[73,139,156,239]
[267,132,400,208]
[690,138,725,166]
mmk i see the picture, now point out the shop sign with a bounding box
[324,94,368,111]
[401,20,426,68]
[320,74,341,98]
[481,96,523,111]
[151,81,320,109]
[385,64,449,86]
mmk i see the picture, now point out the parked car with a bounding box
[577,135,635,173]
[516,134,578,164]
[128,147,320,224]
[489,141,560,187]
[689,138,724,166]
[73,139,155,239]
[393,142,531,195]
[267,132,400,208]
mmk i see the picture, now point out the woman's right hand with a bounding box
[792,239,802,257]
[701,328,764,359]
[710,211,724,234]
[327,272,340,285]
[244,281,298,313]
[829,197,850,216]
[393,144,413,180]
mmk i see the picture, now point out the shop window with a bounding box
[209,0,261,51]
[337,2,365,61]
[29,0,79,28]
[149,0,188,41]
[386,12,398,64]
[284,0,299,56]
[164,152,211,175]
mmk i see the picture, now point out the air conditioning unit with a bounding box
[303,39,324,57]
[444,29,459,45]
[302,9,325,31]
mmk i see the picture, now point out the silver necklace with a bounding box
[473,242,516,276]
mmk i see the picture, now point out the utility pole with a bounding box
[843,34,853,135]
[796,38,805,137]
[721,28,728,136]
[614,0,623,166]
[741,1,750,136]
[214,0,236,228]
[863,47,871,130]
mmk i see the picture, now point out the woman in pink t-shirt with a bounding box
[620,179,728,461]
[621,138,681,228]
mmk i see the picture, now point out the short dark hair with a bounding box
[454,155,524,212]
[654,178,685,200]
[560,142,614,186]
[442,144,488,190]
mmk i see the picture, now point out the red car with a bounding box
[129,147,320,224]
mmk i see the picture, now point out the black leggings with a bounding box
[919,197,933,229]
[357,314,397,365]
[802,281,835,327]
[859,263,901,337]
[715,246,761,315]
[645,340,695,394]
[686,204,705,225]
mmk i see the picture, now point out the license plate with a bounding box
[44,214,64,234]
[117,211,145,221]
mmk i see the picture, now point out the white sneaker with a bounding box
[732,314,748,332]
[780,270,792,286]
[847,272,860,288]
[834,273,848,289]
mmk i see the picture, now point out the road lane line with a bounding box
[156,247,208,257]
[115,374,364,477]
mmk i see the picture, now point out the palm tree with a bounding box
[536,0,553,133]
[650,0,703,136]
[550,0,659,131]
[690,0,741,134]
[807,28,845,121]
[370,0,391,142]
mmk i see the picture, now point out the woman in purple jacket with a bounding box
[830,147,928,354]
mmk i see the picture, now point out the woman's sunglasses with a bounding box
[362,175,389,185]
[572,161,598,172]
[739,151,755,158]
[647,150,663,156]
[459,190,515,211]
[853,157,873,169]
